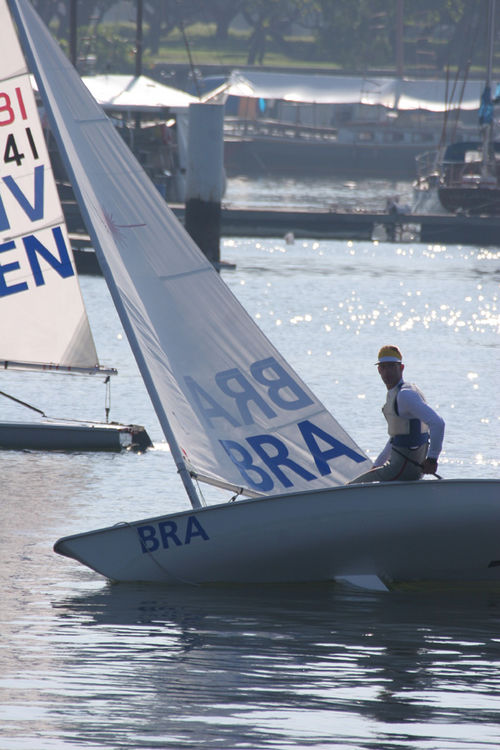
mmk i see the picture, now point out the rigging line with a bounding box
[178,11,201,99]
[442,57,464,147]
[391,446,442,479]
[105,375,111,423]
[438,63,451,151]
[193,473,208,506]
[438,64,460,155]
[449,11,482,144]
[0,390,46,416]
[439,20,476,152]
[229,487,245,503]
[189,469,262,498]
[40,416,123,426]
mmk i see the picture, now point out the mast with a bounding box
[135,0,143,77]
[487,0,495,92]
[69,0,77,67]
[395,0,404,78]
[481,0,496,179]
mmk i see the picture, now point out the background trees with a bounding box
[29,0,497,79]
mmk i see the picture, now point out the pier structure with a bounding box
[66,206,500,274]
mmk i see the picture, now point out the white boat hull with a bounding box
[0,419,151,452]
[54,479,500,588]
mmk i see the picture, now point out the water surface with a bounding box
[1,216,499,749]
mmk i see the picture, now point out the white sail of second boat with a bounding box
[0,3,112,376]
[0,2,152,451]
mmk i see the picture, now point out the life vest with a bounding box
[382,382,429,449]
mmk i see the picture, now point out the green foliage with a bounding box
[74,22,138,74]
[317,0,392,69]
[34,0,499,77]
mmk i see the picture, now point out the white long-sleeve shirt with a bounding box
[375,380,445,466]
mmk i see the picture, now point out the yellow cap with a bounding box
[375,345,403,364]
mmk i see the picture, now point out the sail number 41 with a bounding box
[0,87,39,165]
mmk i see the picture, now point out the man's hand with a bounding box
[422,457,438,474]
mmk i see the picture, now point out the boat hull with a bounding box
[54,479,500,588]
[224,137,423,179]
[438,186,500,215]
[0,419,152,452]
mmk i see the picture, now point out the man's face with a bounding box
[377,362,404,390]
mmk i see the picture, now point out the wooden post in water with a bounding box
[185,103,225,266]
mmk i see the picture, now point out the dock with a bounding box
[66,203,500,274]
[213,206,500,245]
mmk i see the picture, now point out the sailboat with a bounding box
[0,3,151,452]
[414,0,500,215]
[8,0,500,590]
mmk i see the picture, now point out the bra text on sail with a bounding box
[186,357,366,491]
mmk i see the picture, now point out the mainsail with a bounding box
[9,0,371,502]
[0,3,113,375]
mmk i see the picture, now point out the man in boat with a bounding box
[348,345,445,483]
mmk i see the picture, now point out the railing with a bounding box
[225,117,446,149]
[224,117,339,144]
[416,146,500,185]
[415,150,442,180]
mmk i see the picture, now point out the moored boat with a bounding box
[414,0,500,215]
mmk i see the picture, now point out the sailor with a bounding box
[348,345,445,483]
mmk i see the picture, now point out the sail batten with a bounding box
[9,0,372,502]
[158,266,214,283]
[2,221,67,243]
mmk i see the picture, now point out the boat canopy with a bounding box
[220,70,490,112]
[30,72,199,113]
[443,140,500,162]
[82,74,198,112]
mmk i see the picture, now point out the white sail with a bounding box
[0,3,110,375]
[9,0,371,499]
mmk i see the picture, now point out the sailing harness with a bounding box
[389,383,442,479]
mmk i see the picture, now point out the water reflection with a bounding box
[225,176,413,213]
[1,232,499,749]
[45,583,500,749]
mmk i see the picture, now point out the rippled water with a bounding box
[1,189,499,748]
[225,175,414,212]
[5,581,500,750]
